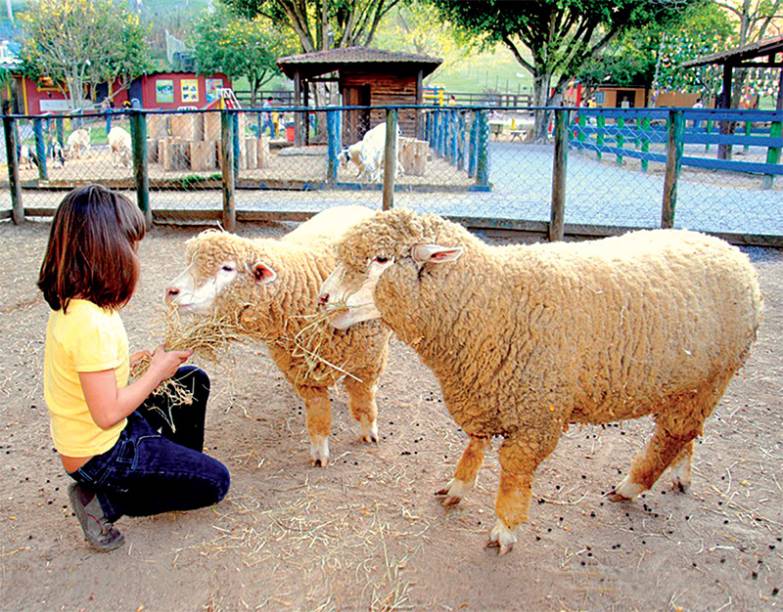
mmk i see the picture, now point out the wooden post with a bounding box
[468,112,478,178]
[55,116,64,147]
[293,71,303,147]
[616,116,625,165]
[743,120,752,154]
[326,109,340,183]
[549,109,569,242]
[705,119,713,152]
[2,115,23,224]
[640,115,650,173]
[718,63,733,160]
[232,112,240,176]
[662,110,684,229]
[129,111,151,228]
[475,110,490,189]
[762,119,781,189]
[105,110,112,135]
[596,113,605,161]
[33,117,48,180]
[415,69,423,139]
[221,109,236,231]
[382,109,398,211]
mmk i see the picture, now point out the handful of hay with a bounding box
[288,301,362,384]
[131,306,246,409]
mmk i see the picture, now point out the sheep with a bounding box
[341,123,404,182]
[17,144,38,169]
[66,127,91,159]
[107,126,132,168]
[50,141,65,169]
[165,206,392,467]
[318,209,763,555]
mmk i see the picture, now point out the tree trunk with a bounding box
[532,71,553,142]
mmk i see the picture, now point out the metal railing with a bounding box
[1,105,781,246]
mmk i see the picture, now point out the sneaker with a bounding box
[67,483,125,552]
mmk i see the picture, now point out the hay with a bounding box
[131,305,247,414]
[286,301,362,384]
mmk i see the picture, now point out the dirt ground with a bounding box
[0,220,781,611]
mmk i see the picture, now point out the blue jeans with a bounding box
[68,366,230,522]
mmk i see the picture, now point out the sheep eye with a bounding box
[373,256,389,264]
[221,264,235,272]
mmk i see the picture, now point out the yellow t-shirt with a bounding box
[43,299,129,457]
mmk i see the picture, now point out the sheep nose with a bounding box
[318,293,329,307]
[165,287,180,302]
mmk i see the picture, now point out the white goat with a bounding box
[108,126,132,168]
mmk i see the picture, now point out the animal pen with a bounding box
[0,104,781,246]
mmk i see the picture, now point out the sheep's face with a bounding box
[319,240,463,331]
[165,232,277,313]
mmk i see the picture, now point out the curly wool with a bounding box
[337,209,762,438]
[185,208,391,390]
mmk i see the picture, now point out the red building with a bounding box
[14,72,231,114]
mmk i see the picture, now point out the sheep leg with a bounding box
[488,434,557,555]
[669,440,694,493]
[610,371,732,501]
[434,435,489,507]
[298,386,332,467]
[343,377,379,443]
[609,426,697,501]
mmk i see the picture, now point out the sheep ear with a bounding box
[253,262,277,284]
[411,243,464,265]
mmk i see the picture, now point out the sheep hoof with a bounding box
[487,519,517,555]
[671,479,689,494]
[609,475,644,502]
[309,437,330,468]
[358,420,379,444]
[434,478,471,506]
[441,496,462,507]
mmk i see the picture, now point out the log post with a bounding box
[33,117,48,180]
[326,109,340,183]
[762,118,781,190]
[382,109,398,211]
[662,109,684,229]
[221,109,236,231]
[129,110,151,228]
[474,110,490,189]
[549,109,569,242]
[2,114,23,224]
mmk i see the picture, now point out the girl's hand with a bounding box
[148,345,192,383]
[129,350,151,366]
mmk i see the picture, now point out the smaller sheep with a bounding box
[339,142,365,178]
[108,126,132,168]
[165,206,392,467]
[50,141,66,169]
[66,127,91,160]
[319,209,762,555]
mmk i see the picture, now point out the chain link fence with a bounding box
[2,105,781,245]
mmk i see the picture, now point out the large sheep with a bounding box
[165,206,392,467]
[108,126,132,168]
[318,209,763,554]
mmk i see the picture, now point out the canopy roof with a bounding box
[277,46,442,79]
[682,35,783,68]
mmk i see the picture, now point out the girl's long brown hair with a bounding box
[38,185,147,312]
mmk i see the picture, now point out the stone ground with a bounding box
[0,219,781,611]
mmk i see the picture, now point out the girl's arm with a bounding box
[79,346,192,430]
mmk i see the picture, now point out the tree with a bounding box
[222,0,402,52]
[18,0,151,110]
[191,7,295,105]
[426,0,700,139]
[578,2,733,92]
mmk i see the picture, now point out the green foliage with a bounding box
[191,5,295,102]
[18,0,152,109]
[577,1,733,89]
[222,0,401,52]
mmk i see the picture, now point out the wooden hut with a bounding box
[277,47,442,146]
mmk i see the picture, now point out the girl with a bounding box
[38,185,230,552]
